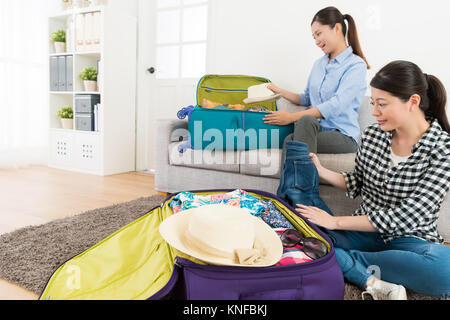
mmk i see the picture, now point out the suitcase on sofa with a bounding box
[177,75,294,151]
[39,189,345,300]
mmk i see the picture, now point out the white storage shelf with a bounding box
[48,6,136,176]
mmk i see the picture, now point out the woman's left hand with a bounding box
[296,204,338,230]
[263,111,294,126]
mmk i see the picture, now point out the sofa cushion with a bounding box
[168,142,240,173]
[239,149,282,178]
[239,149,356,179]
[318,153,356,174]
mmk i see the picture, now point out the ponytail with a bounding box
[312,7,370,69]
[343,14,371,69]
[425,74,450,133]
[370,60,450,134]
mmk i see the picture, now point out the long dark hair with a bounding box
[370,60,450,133]
[312,6,370,69]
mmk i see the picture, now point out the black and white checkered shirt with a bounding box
[342,119,450,243]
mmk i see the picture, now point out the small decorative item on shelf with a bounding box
[61,0,73,10]
[57,106,74,130]
[79,67,98,91]
[51,29,66,53]
[73,0,89,8]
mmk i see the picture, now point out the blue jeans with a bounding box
[326,229,450,298]
[277,141,450,298]
[276,141,332,213]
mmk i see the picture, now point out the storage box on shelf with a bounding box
[48,6,136,175]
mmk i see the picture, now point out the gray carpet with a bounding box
[0,195,445,300]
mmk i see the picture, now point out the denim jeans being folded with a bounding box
[276,141,332,214]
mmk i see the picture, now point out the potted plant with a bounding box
[51,29,66,53]
[79,67,98,92]
[57,106,74,130]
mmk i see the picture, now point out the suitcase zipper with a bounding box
[200,86,248,93]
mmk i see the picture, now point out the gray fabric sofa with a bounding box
[155,97,450,243]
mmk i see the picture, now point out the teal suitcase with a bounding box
[177,75,294,151]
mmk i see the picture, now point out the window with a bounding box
[155,0,208,79]
[0,0,50,168]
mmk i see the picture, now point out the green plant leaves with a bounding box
[79,67,98,81]
[57,106,73,119]
[51,29,66,43]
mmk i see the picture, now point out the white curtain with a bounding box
[0,0,54,168]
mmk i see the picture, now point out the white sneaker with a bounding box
[362,279,408,300]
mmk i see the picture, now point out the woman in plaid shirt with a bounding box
[296,61,450,300]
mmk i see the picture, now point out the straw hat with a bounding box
[243,83,282,104]
[159,204,283,267]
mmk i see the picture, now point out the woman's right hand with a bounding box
[267,83,282,95]
[310,153,348,192]
[309,153,323,172]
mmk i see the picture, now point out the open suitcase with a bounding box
[177,75,294,151]
[39,189,345,300]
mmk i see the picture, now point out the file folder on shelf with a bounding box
[66,55,73,91]
[50,57,59,91]
[50,55,73,92]
[58,56,67,91]
[75,11,102,52]
[75,13,85,52]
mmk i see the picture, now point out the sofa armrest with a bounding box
[154,119,189,191]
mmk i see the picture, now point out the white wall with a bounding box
[108,0,138,16]
[208,0,450,94]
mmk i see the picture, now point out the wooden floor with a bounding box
[0,166,157,300]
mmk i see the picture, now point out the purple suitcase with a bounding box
[151,189,345,300]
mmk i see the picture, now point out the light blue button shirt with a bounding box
[299,46,367,143]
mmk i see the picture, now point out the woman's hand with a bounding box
[309,153,323,173]
[267,83,282,95]
[263,110,294,126]
[295,204,338,230]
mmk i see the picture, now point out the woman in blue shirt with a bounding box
[264,7,369,154]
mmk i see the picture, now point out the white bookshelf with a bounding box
[48,5,137,175]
